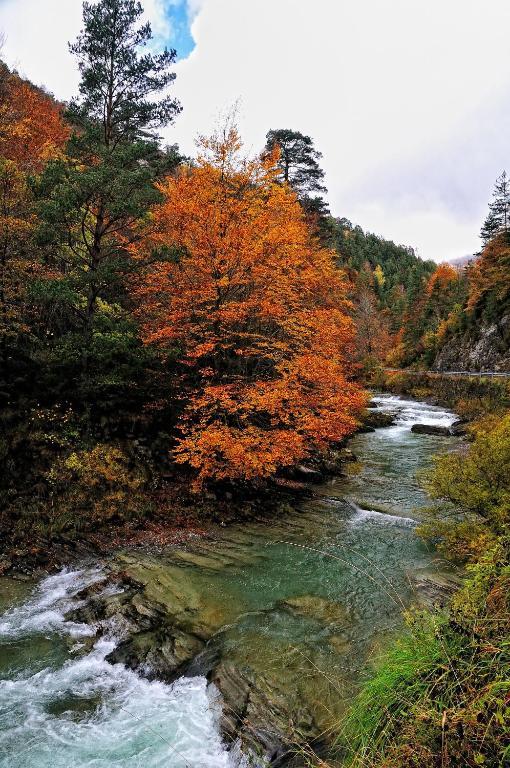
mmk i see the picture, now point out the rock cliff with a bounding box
[434,314,510,372]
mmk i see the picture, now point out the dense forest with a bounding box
[1,2,509,768]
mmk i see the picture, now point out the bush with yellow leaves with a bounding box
[46,443,151,532]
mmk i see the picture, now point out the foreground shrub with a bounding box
[418,413,510,561]
[45,443,152,533]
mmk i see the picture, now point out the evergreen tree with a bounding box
[333,217,436,331]
[35,0,182,380]
[263,129,328,210]
[480,171,510,247]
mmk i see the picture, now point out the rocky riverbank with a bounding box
[0,411,380,580]
[0,395,462,767]
[66,563,322,764]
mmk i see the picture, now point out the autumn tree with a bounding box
[135,126,365,487]
[422,263,465,324]
[0,63,69,171]
[467,234,510,321]
[401,262,468,364]
[0,65,68,383]
[0,162,32,367]
[35,0,181,379]
[354,284,392,366]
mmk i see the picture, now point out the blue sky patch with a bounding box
[164,1,196,60]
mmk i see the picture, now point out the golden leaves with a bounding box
[133,127,365,485]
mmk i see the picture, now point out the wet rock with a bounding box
[357,410,396,432]
[0,559,12,576]
[450,418,468,436]
[412,572,461,609]
[280,595,350,627]
[340,448,357,462]
[294,465,324,483]
[67,574,206,681]
[362,411,396,429]
[108,626,204,680]
[45,693,102,720]
[209,660,316,765]
[411,424,452,436]
[309,448,358,477]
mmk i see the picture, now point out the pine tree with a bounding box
[263,129,328,208]
[36,0,182,378]
[480,171,510,247]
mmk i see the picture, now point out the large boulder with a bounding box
[411,571,461,609]
[294,464,325,483]
[411,424,452,436]
[359,410,396,431]
[450,418,468,436]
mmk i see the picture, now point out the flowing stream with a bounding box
[0,395,460,767]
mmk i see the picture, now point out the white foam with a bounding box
[369,394,457,436]
[0,569,244,768]
[350,505,416,527]
[0,568,102,638]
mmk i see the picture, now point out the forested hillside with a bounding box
[390,172,510,371]
[332,218,438,367]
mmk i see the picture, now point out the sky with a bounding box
[1,0,510,263]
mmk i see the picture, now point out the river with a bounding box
[0,395,460,767]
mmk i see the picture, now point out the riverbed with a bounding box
[0,395,460,767]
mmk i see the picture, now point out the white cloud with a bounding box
[2,0,510,261]
[0,0,175,96]
[0,0,82,98]
[167,0,510,261]
[142,0,172,41]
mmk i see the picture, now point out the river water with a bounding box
[0,395,459,767]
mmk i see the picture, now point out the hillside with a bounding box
[434,235,510,371]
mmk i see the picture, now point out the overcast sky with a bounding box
[1,0,510,262]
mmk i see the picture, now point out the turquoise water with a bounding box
[0,395,459,767]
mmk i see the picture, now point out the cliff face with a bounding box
[434,315,510,372]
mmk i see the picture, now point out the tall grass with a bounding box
[322,544,510,768]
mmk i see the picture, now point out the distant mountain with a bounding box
[448,254,475,269]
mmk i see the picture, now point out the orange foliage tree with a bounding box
[134,126,366,486]
[0,66,68,370]
[467,234,510,319]
[0,65,69,173]
[402,262,467,363]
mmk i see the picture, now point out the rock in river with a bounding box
[360,410,397,431]
[279,595,351,627]
[411,423,453,436]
